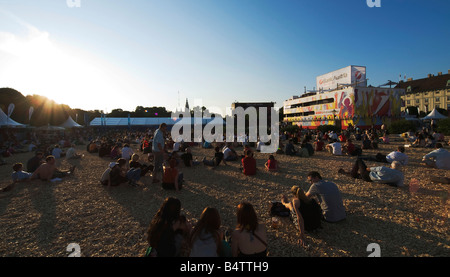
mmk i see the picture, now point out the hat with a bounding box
[109,162,118,168]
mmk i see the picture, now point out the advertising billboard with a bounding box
[316,65,366,91]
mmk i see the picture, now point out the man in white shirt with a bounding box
[386,146,409,165]
[326,140,342,155]
[422,143,450,170]
[121,144,134,161]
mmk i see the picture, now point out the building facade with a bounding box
[283,66,404,129]
[396,70,450,114]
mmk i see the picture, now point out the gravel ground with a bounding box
[0,136,449,257]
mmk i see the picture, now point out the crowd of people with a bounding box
[1,122,450,256]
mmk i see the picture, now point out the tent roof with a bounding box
[89,117,225,126]
[422,108,447,120]
[0,108,26,127]
[60,116,83,128]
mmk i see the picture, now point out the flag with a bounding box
[7,103,14,117]
[29,106,34,121]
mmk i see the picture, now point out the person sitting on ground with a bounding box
[51,144,65,159]
[66,144,83,159]
[121,144,134,165]
[313,138,325,152]
[129,153,153,177]
[281,187,306,248]
[425,135,436,148]
[298,142,310,157]
[282,185,322,241]
[338,158,404,187]
[110,145,121,160]
[108,158,128,186]
[342,139,361,156]
[305,171,346,223]
[189,207,231,257]
[27,151,44,173]
[223,144,238,162]
[284,139,297,156]
[411,133,426,148]
[203,146,227,167]
[100,161,118,186]
[241,149,256,176]
[385,146,409,165]
[12,162,32,183]
[422,143,450,170]
[146,197,190,257]
[231,202,267,257]
[180,148,200,167]
[30,155,75,182]
[162,158,183,192]
[326,139,342,156]
[1,162,32,192]
[264,155,278,172]
[88,141,98,153]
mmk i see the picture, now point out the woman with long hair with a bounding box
[231,202,267,257]
[146,197,188,257]
[189,207,230,257]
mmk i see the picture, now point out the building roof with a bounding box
[395,72,450,93]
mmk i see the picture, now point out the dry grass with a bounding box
[0,136,449,257]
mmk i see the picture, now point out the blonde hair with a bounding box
[290,185,310,203]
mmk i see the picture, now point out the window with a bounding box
[416,99,420,104]
[407,86,411,93]
[407,100,410,105]
[435,90,440,94]
[447,96,450,101]
[447,80,450,87]
[436,97,440,102]
[424,98,429,103]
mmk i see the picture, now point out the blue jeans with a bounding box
[127,168,142,182]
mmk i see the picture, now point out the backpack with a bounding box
[270,201,290,217]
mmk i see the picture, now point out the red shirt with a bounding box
[315,141,325,151]
[242,156,256,176]
[267,159,277,169]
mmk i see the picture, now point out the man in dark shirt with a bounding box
[203,146,227,166]
[27,152,44,173]
[180,148,194,167]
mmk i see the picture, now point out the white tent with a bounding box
[60,116,83,128]
[0,108,26,127]
[422,108,447,120]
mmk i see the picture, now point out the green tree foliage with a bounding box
[387,119,419,134]
[437,118,450,135]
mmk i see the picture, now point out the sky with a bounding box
[0,0,449,116]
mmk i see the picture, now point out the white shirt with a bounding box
[329,142,342,155]
[423,148,450,170]
[386,151,409,165]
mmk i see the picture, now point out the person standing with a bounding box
[305,171,346,223]
[152,123,167,183]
